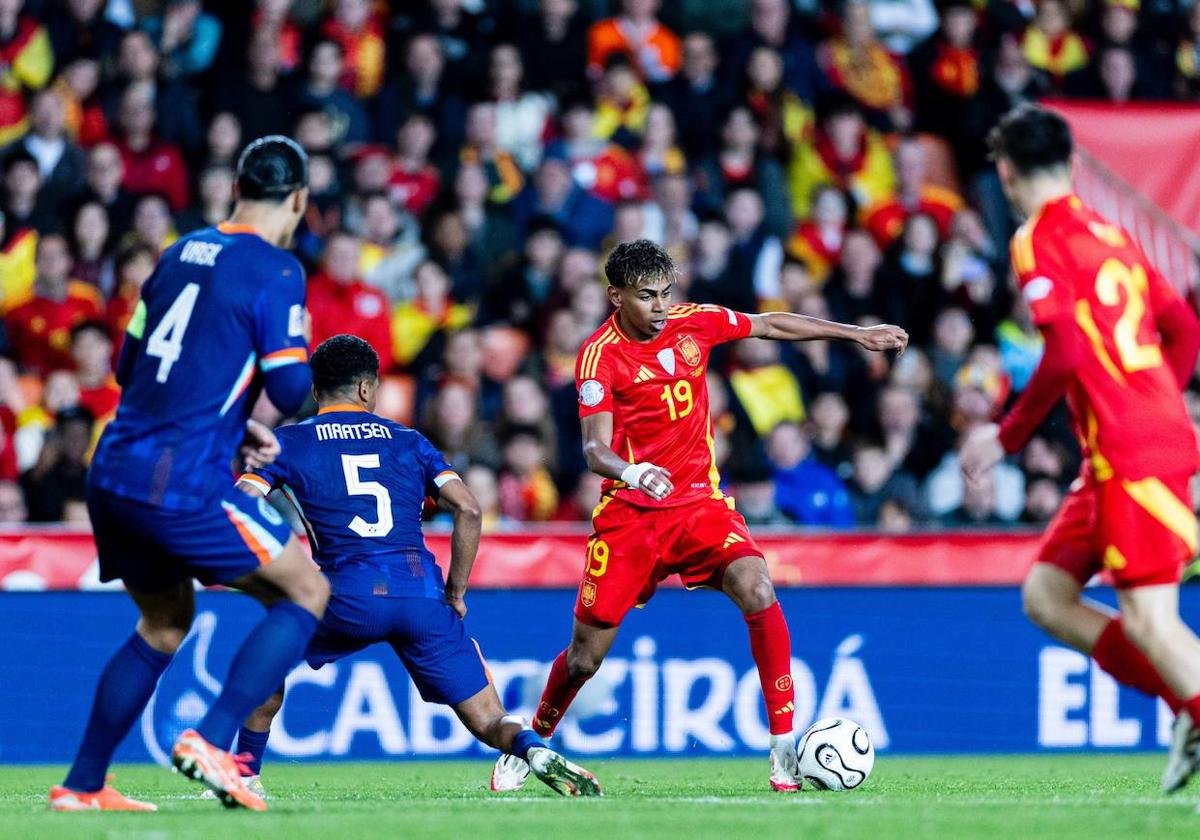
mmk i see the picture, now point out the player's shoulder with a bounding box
[577,317,627,375]
[666,303,740,330]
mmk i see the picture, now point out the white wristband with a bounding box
[621,462,651,488]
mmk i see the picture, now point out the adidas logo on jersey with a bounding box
[633,366,656,383]
[722,532,746,549]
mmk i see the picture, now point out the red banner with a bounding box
[0,527,1043,590]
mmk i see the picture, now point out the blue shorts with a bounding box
[88,481,294,592]
[306,594,490,706]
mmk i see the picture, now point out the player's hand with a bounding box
[240,419,281,470]
[622,462,673,500]
[960,422,1004,480]
[445,586,467,618]
[855,324,909,356]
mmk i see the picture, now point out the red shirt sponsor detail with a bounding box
[1010,194,1198,480]
[576,304,752,508]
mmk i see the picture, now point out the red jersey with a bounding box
[6,283,103,375]
[1010,194,1198,480]
[576,303,752,509]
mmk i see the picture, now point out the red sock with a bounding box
[1093,618,1182,713]
[745,602,795,735]
[532,651,589,738]
[1185,695,1200,724]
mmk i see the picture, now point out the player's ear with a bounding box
[606,283,622,308]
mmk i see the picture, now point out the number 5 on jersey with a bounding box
[147,283,200,383]
[342,453,393,537]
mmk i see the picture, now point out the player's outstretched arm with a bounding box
[746,311,909,354]
[438,478,482,618]
[581,412,673,500]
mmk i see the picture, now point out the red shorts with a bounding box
[1038,472,1197,589]
[574,494,764,627]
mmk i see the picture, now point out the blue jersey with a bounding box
[90,224,311,510]
[241,406,458,599]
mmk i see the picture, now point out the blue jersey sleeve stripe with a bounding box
[219,352,258,417]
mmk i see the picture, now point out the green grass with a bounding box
[8,755,1200,839]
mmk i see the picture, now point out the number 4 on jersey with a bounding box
[147,283,200,383]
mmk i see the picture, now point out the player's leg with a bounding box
[453,684,601,797]
[168,486,328,810]
[1023,479,1183,711]
[721,553,800,791]
[51,580,194,812]
[200,688,282,801]
[534,619,621,737]
[1023,563,1181,710]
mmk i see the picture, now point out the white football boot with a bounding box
[490,754,531,792]
[1163,710,1200,793]
[769,733,801,792]
[527,747,602,796]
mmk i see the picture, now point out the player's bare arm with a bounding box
[437,478,483,618]
[746,311,909,354]
[581,411,673,500]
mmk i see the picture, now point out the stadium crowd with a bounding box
[0,0,1197,529]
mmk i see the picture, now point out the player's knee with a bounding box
[565,646,603,681]
[290,568,330,618]
[1021,580,1059,632]
[726,563,776,613]
[247,690,284,730]
[137,620,190,654]
[1122,609,1179,655]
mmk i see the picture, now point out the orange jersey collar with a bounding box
[317,403,370,415]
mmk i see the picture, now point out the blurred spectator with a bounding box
[16,88,86,217]
[294,39,372,147]
[1022,476,1064,524]
[463,463,509,531]
[426,208,484,303]
[554,97,645,204]
[788,185,847,283]
[106,29,203,157]
[144,0,222,82]
[113,82,189,212]
[2,146,48,235]
[320,0,386,99]
[869,0,940,56]
[860,137,962,247]
[70,201,113,294]
[722,0,825,103]
[71,319,118,424]
[729,457,788,526]
[388,113,441,216]
[940,470,1006,528]
[128,193,177,253]
[653,31,726,161]
[356,191,425,302]
[376,33,465,166]
[848,444,922,524]
[6,233,103,375]
[824,229,888,325]
[450,160,514,276]
[595,53,651,144]
[45,0,122,68]
[588,0,681,83]
[697,105,790,239]
[642,171,695,257]
[85,138,138,222]
[788,97,894,219]
[105,241,155,350]
[730,338,805,439]
[875,213,942,344]
[553,470,604,522]
[54,57,109,146]
[516,0,588,101]
[766,421,854,527]
[875,385,949,480]
[0,478,27,523]
[498,424,559,521]
[213,26,295,144]
[809,390,853,477]
[205,112,243,168]
[178,165,234,234]
[460,101,524,205]
[307,230,393,369]
[487,43,553,173]
[513,154,613,249]
[0,0,52,147]
[637,104,686,183]
[483,217,563,333]
[726,186,785,304]
[21,405,92,522]
[498,375,559,477]
[929,307,974,388]
[392,259,473,369]
[424,379,499,472]
[1023,0,1089,84]
[819,0,911,129]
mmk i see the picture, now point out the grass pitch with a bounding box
[5,755,1199,839]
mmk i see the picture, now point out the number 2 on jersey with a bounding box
[341,453,394,537]
[1094,258,1163,372]
[146,283,200,383]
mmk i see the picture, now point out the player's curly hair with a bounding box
[311,334,379,398]
[604,239,676,289]
[987,104,1073,177]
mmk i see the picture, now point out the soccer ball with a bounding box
[796,717,875,791]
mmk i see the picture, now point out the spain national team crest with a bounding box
[581,580,597,607]
[677,335,701,367]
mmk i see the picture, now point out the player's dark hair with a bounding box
[604,239,676,289]
[310,334,379,399]
[236,135,309,202]
[987,104,1073,176]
